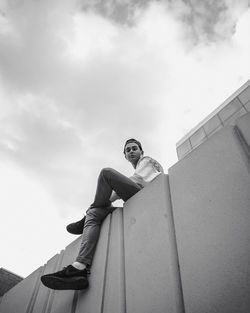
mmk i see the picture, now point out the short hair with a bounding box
[123,138,144,155]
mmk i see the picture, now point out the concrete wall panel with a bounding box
[123,174,183,313]
[223,106,247,126]
[176,80,250,159]
[102,208,126,313]
[75,214,111,313]
[239,85,250,104]
[218,98,243,122]
[169,126,250,313]
[236,112,250,148]
[189,127,207,148]
[176,139,192,159]
[0,267,43,313]
[244,100,250,111]
[0,175,184,313]
[50,238,81,313]
[32,254,60,313]
[203,114,222,136]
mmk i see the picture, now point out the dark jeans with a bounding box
[76,168,142,265]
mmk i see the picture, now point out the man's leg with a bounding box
[90,167,142,208]
[67,167,142,235]
[75,206,115,266]
[75,168,142,266]
[41,168,142,290]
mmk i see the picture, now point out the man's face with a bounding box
[124,142,143,166]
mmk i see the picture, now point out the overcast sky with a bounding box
[0,0,250,278]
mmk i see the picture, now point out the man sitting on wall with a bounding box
[41,138,164,290]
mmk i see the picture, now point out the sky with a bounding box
[0,0,250,278]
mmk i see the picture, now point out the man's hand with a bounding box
[109,191,120,202]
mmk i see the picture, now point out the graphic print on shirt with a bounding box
[148,158,163,172]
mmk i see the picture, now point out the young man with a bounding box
[41,139,163,290]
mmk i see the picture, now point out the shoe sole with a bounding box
[41,275,89,290]
[66,225,83,235]
[66,226,83,235]
[66,217,86,235]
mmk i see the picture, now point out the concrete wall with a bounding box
[1,112,250,313]
[0,174,183,313]
[123,174,184,313]
[0,268,23,296]
[177,80,250,159]
[169,114,250,313]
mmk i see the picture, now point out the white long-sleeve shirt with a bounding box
[129,156,164,187]
[110,156,164,202]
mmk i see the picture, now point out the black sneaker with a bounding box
[66,216,86,235]
[41,265,89,290]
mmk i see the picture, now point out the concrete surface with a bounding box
[124,174,184,313]
[236,112,250,150]
[1,108,250,313]
[177,80,250,159]
[0,175,183,313]
[169,126,250,313]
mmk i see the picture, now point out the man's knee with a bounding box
[85,207,106,226]
[100,167,116,178]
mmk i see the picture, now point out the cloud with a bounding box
[0,0,250,215]
[78,0,250,43]
[1,0,250,277]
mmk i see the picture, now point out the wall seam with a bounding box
[100,214,112,313]
[217,113,224,126]
[26,266,45,313]
[45,251,65,313]
[234,126,250,161]
[237,95,244,106]
[202,126,208,139]
[120,207,127,313]
[242,102,247,112]
[42,280,52,313]
[166,175,186,313]
[71,291,79,313]
[41,255,60,313]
